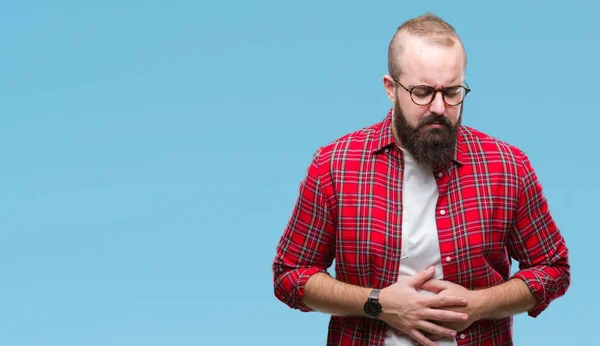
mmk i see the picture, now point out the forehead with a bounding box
[399,35,465,87]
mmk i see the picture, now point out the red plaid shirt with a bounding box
[272,110,570,345]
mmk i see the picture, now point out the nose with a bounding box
[429,91,446,115]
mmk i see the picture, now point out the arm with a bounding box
[302,272,371,316]
[272,147,336,312]
[475,278,535,319]
[507,152,570,317]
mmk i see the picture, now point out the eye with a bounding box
[444,86,463,96]
[411,86,433,98]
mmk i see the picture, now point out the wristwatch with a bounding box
[363,289,383,319]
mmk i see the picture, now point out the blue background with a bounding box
[0,1,595,345]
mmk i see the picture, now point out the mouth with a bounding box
[420,123,447,130]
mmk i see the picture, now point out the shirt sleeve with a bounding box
[508,151,571,317]
[272,147,337,312]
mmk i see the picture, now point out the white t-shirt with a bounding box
[384,148,458,346]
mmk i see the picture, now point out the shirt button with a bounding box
[446,256,452,262]
[460,334,466,339]
[384,148,389,153]
[440,209,446,215]
[437,172,443,177]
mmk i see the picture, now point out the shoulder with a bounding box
[459,126,528,166]
[312,117,387,165]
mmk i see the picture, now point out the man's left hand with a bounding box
[419,279,485,334]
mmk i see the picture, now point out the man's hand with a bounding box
[419,279,485,334]
[378,267,470,346]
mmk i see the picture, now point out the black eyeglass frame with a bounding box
[392,77,471,106]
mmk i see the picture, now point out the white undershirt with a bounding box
[384,148,458,346]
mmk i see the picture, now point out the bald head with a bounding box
[388,13,466,78]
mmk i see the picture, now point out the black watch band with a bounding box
[363,289,383,319]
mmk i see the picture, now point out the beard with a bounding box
[393,99,461,169]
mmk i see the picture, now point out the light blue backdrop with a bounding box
[0,1,595,345]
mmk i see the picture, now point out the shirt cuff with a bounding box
[510,270,555,317]
[295,268,331,312]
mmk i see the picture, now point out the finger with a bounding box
[426,295,468,308]
[417,320,457,339]
[407,329,438,346]
[422,307,469,322]
[407,266,435,287]
[419,279,448,293]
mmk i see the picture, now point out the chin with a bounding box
[422,128,447,137]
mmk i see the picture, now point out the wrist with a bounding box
[472,288,492,320]
[377,287,391,321]
[363,288,383,319]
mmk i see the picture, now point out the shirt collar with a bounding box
[369,108,466,166]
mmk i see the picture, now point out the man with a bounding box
[272,13,570,346]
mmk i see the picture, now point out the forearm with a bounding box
[302,272,371,317]
[477,278,536,319]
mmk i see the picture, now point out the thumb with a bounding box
[407,266,435,287]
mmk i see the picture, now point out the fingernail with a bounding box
[461,298,467,304]
[462,314,468,320]
[428,266,434,272]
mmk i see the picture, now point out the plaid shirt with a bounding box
[272,110,570,346]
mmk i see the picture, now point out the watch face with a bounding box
[364,299,382,318]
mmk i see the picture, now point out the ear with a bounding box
[382,75,396,103]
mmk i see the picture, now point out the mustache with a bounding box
[417,115,452,129]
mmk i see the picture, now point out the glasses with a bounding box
[392,77,471,106]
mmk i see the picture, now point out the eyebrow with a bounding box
[411,83,463,89]
[409,77,464,88]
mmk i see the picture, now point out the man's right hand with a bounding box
[378,266,469,346]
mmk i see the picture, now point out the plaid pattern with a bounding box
[272,110,570,346]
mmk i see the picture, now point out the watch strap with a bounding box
[369,288,381,300]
